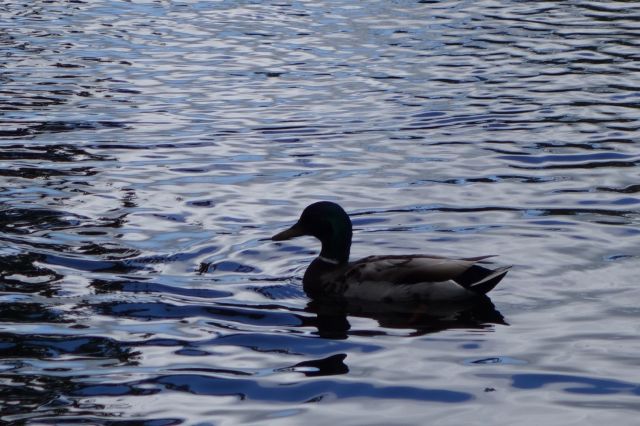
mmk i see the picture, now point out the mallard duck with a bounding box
[272,201,510,302]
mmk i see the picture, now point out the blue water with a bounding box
[1,1,640,424]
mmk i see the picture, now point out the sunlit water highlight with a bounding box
[1,1,640,424]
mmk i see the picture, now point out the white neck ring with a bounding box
[318,256,340,265]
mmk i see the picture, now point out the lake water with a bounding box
[1,1,640,424]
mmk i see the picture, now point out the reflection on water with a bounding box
[1,0,640,424]
[308,297,506,339]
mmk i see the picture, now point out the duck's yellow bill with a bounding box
[271,223,305,241]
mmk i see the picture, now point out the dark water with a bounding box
[2,1,640,424]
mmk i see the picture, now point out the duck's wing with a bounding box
[346,255,479,284]
[343,255,510,294]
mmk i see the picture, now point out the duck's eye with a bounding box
[315,220,333,236]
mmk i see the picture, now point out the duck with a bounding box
[272,201,510,302]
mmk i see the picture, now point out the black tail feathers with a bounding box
[454,264,511,295]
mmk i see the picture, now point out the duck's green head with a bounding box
[272,201,353,264]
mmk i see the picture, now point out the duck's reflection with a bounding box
[306,296,506,339]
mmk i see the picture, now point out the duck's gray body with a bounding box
[303,254,509,302]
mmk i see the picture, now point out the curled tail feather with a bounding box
[454,265,511,295]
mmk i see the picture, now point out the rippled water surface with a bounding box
[2,1,640,424]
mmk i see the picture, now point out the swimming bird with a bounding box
[272,201,510,302]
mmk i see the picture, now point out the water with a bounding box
[1,0,640,424]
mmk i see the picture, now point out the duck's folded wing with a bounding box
[345,255,478,285]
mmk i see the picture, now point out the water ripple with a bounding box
[2,0,640,423]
